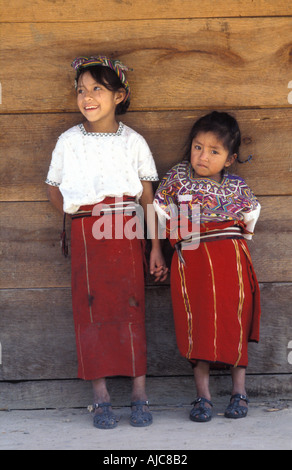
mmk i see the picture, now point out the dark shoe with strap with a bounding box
[130,400,153,427]
[190,397,213,423]
[225,394,249,419]
[91,402,118,429]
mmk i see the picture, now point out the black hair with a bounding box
[183,111,241,161]
[76,65,130,115]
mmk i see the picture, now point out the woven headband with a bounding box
[71,55,132,103]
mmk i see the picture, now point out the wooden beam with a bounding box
[2,0,292,23]
[0,375,291,410]
[1,18,292,112]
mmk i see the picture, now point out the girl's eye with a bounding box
[211,150,219,155]
[93,86,101,91]
[194,145,201,150]
[77,89,84,94]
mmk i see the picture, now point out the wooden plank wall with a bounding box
[0,1,292,409]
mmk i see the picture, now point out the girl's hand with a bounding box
[149,247,168,282]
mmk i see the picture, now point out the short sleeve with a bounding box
[235,178,261,238]
[135,135,159,181]
[242,204,261,239]
[45,136,65,187]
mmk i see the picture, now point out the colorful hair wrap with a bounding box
[238,155,253,164]
[71,55,132,104]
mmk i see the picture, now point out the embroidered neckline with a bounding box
[78,122,124,137]
[181,162,228,187]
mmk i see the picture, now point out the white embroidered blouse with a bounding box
[46,122,159,214]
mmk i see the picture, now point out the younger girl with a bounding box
[154,111,261,422]
[46,55,167,429]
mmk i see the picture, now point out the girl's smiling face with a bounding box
[190,131,237,183]
[76,71,125,133]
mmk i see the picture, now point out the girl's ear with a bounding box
[225,153,237,168]
[115,88,126,105]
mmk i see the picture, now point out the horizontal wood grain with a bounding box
[1,18,292,112]
[1,109,292,202]
[0,284,291,382]
[2,0,292,23]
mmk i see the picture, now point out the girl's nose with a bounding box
[83,90,93,100]
[199,150,208,161]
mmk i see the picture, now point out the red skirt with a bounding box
[70,197,147,380]
[170,221,261,369]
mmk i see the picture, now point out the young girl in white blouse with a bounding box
[46,55,167,429]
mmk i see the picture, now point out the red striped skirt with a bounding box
[170,221,261,369]
[70,197,147,380]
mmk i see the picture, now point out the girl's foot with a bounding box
[225,394,249,419]
[130,400,153,427]
[92,402,119,429]
[190,397,213,423]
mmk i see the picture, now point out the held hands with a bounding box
[149,246,168,282]
[139,181,169,282]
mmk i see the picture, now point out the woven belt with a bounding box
[72,199,137,220]
[175,226,243,265]
[61,198,137,257]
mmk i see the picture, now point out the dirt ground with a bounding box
[0,398,291,451]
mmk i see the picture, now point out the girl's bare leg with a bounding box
[193,361,212,403]
[130,375,152,426]
[230,367,248,408]
[92,378,110,404]
[131,375,148,402]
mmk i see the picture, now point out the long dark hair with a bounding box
[183,111,241,161]
[76,65,130,115]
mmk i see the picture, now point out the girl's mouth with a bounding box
[197,164,208,169]
[84,106,98,111]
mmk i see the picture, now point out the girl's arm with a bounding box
[140,181,168,282]
[46,185,64,215]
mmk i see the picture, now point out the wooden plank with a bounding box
[0,203,72,289]
[248,283,292,374]
[1,18,292,112]
[248,197,292,282]
[0,197,291,288]
[0,375,291,410]
[0,288,78,381]
[0,284,291,381]
[2,0,292,23]
[1,109,292,202]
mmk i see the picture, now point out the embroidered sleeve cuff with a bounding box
[45,178,61,187]
[140,175,159,181]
